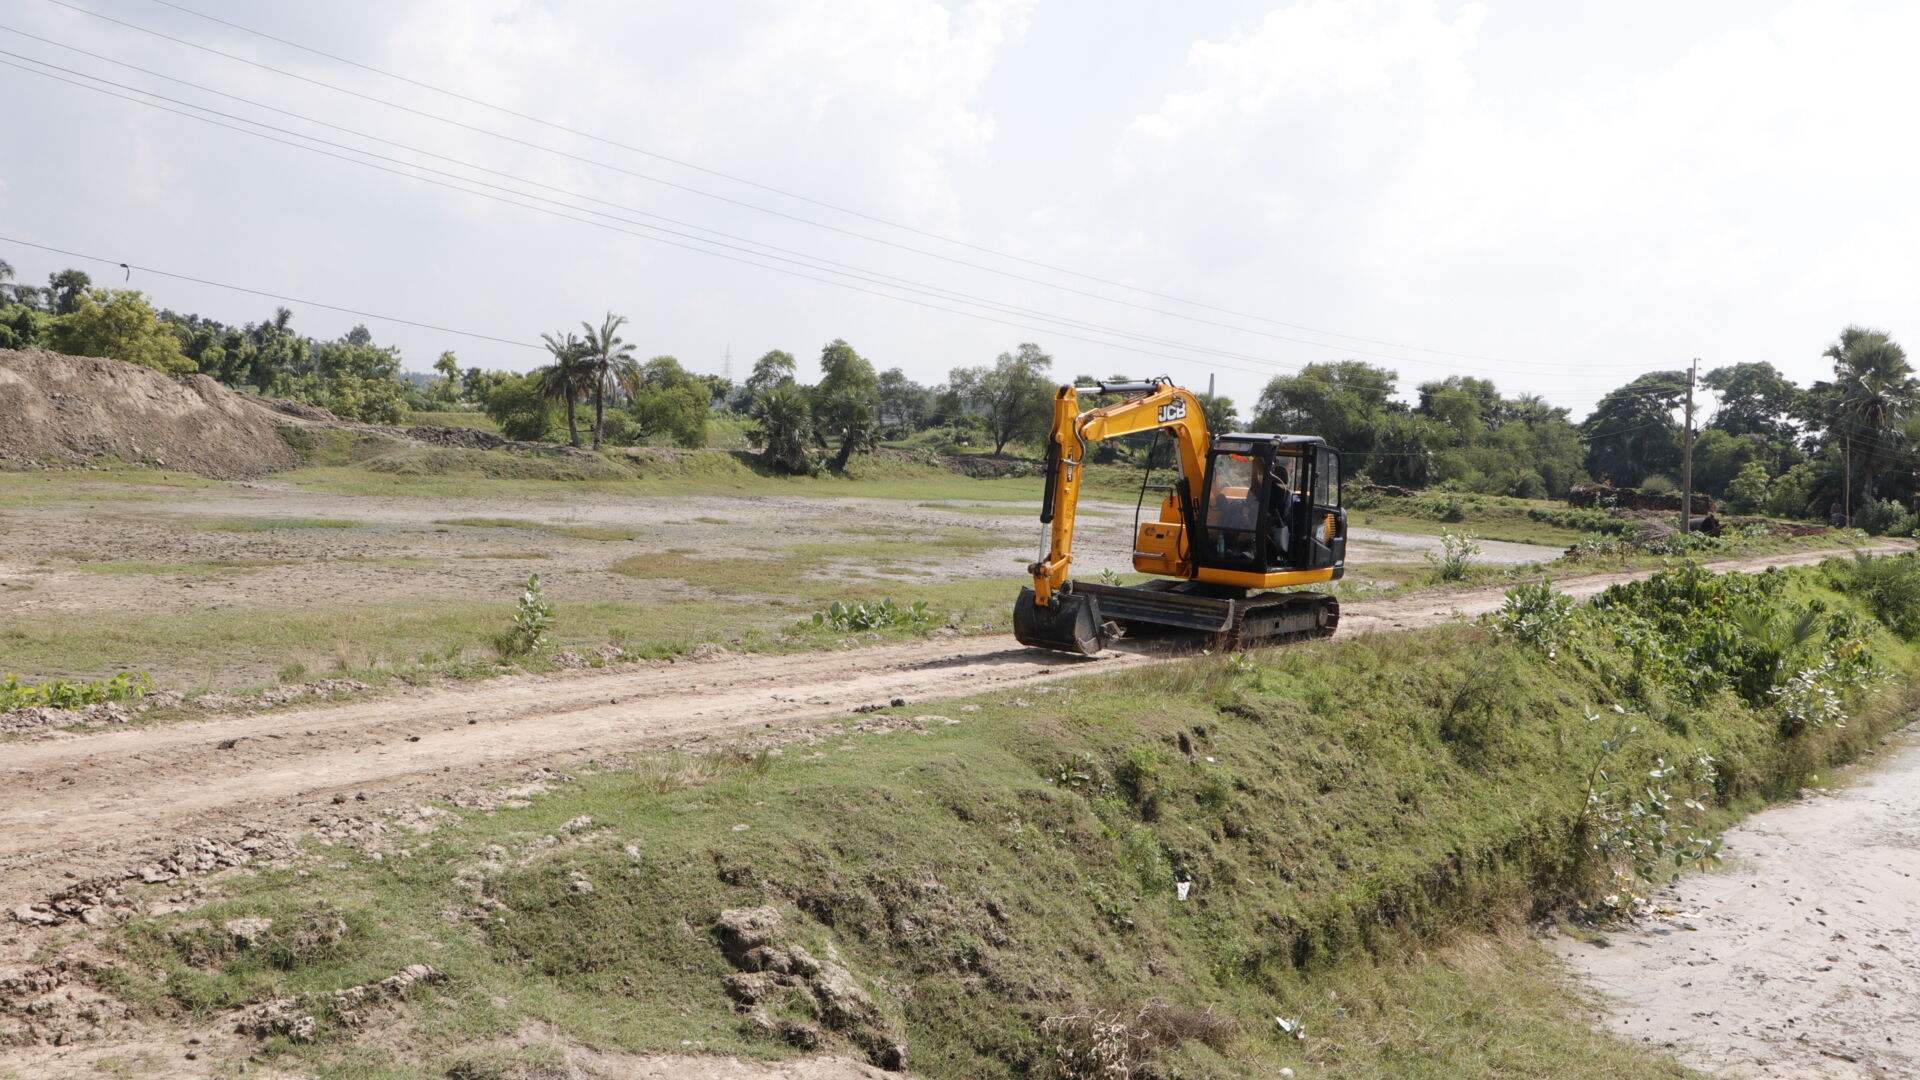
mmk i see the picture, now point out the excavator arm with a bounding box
[1028,379,1210,605]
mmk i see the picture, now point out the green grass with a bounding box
[81,592,1916,1078]
[0,572,1023,691]
[407,409,502,433]
[199,516,365,532]
[434,517,635,542]
[0,466,223,508]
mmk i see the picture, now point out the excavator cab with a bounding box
[1194,435,1345,577]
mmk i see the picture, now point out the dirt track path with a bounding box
[0,544,1900,914]
[1557,726,1920,1079]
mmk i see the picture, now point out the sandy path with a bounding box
[2,543,1900,915]
[1557,727,1920,1078]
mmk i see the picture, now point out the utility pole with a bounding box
[1680,358,1698,536]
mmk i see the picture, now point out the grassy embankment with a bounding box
[74,558,1920,1079]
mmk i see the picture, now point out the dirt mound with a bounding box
[0,349,300,479]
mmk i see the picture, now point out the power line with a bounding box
[0,234,543,349]
[0,53,1305,380]
[45,0,1595,373]
[0,39,1334,377]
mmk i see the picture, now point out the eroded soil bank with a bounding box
[1559,727,1920,1079]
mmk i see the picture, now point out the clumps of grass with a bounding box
[436,518,634,542]
[201,517,363,532]
[1822,549,1920,638]
[0,671,150,710]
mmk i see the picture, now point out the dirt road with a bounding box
[1557,726,1920,1078]
[1,544,1895,916]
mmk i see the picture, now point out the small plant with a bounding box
[1224,652,1257,676]
[1772,660,1849,734]
[1576,706,1721,916]
[0,671,151,711]
[807,597,931,632]
[1097,568,1121,586]
[1488,580,1576,658]
[498,574,554,657]
[1424,531,1482,581]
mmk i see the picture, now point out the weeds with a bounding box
[1486,581,1576,658]
[806,598,931,632]
[1576,706,1721,915]
[495,574,554,658]
[1424,531,1482,581]
[0,671,150,710]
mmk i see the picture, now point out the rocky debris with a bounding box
[235,963,445,1043]
[223,917,274,949]
[194,679,373,713]
[1569,482,1712,513]
[405,425,508,450]
[12,877,139,929]
[0,957,134,1048]
[135,827,300,886]
[685,643,731,662]
[0,348,303,478]
[550,650,589,669]
[713,908,904,1071]
[0,702,134,737]
[444,768,571,811]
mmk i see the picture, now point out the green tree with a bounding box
[1815,326,1917,504]
[46,289,193,373]
[1724,460,1772,513]
[1704,362,1800,442]
[579,312,638,450]
[431,351,463,404]
[1253,361,1396,455]
[740,349,797,408]
[749,384,817,475]
[537,331,591,446]
[813,339,881,471]
[877,367,932,435]
[1197,392,1238,436]
[484,373,556,441]
[627,355,710,448]
[1581,371,1687,487]
[948,342,1054,454]
[47,269,90,315]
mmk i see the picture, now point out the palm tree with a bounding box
[578,312,638,450]
[1823,326,1919,504]
[0,258,13,301]
[48,269,90,315]
[537,331,591,446]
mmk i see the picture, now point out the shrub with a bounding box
[495,574,553,657]
[1853,498,1916,537]
[1424,531,1481,580]
[806,598,930,632]
[1822,551,1920,639]
[1487,580,1576,658]
[0,671,151,710]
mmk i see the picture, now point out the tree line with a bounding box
[3,256,1913,528]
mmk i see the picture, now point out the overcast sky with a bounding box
[2,0,1915,422]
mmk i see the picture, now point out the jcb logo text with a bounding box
[1157,399,1187,424]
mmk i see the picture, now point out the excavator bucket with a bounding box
[1013,587,1105,655]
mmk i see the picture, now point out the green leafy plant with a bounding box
[1424,531,1482,581]
[1576,706,1721,916]
[1487,581,1576,658]
[0,671,151,711]
[497,574,553,658]
[807,597,931,632]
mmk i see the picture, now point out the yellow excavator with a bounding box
[1014,378,1346,655]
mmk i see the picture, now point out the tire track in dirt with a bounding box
[0,544,1902,913]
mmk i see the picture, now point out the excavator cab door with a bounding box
[1196,440,1277,573]
[1303,445,1346,574]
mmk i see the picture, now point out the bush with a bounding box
[805,598,930,632]
[1487,581,1576,658]
[1639,474,1676,496]
[0,671,151,710]
[1853,498,1916,537]
[1822,551,1920,638]
[1424,531,1481,580]
[484,375,557,441]
[494,574,553,658]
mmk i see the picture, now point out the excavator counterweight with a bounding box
[1012,378,1347,656]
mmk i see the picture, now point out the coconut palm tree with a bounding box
[578,312,638,450]
[1822,326,1918,504]
[537,330,591,447]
